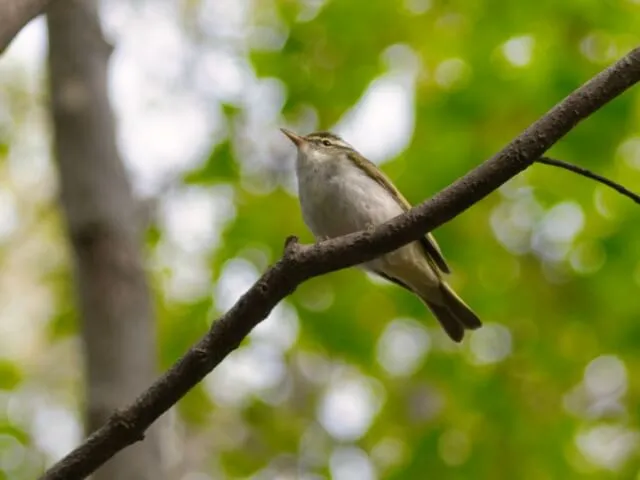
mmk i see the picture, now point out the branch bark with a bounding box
[41,46,640,480]
[0,0,52,53]
[46,1,163,479]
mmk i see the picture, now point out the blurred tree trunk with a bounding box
[46,1,164,479]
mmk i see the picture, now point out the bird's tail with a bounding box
[420,282,481,343]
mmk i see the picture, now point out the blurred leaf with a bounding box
[0,361,22,390]
[185,141,239,185]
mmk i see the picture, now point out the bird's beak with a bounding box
[280,128,305,147]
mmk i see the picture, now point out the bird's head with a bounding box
[281,129,355,165]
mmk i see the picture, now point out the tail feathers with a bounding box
[439,283,482,330]
[371,268,480,343]
[424,300,465,342]
[422,283,481,343]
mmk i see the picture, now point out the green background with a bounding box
[2,0,640,478]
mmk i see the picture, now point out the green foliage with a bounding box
[184,140,239,185]
[0,361,21,390]
[174,0,640,478]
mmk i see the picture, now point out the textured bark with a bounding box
[46,1,163,479]
[0,0,51,53]
[41,46,640,480]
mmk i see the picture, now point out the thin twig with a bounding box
[40,47,640,480]
[537,156,640,204]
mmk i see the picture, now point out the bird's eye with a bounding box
[322,139,331,147]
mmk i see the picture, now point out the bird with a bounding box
[281,128,481,342]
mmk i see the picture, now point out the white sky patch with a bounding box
[205,343,286,406]
[156,185,235,301]
[198,0,251,39]
[502,36,535,67]
[7,125,55,203]
[1,21,55,205]
[214,258,260,311]
[376,318,430,377]
[116,94,215,194]
[334,45,418,164]
[0,16,47,74]
[195,50,252,103]
[330,447,376,480]
[335,75,413,164]
[244,77,287,125]
[160,251,212,302]
[160,185,236,254]
[250,302,300,351]
[237,77,288,168]
[106,4,226,195]
[247,24,288,52]
[32,402,82,464]
[318,374,384,441]
[0,189,19,241]
[106,2,190,88]
[0,272,55,360]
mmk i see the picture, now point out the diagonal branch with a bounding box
[0,0,52,53]
[40,46,640,480]
[536,156,640,204]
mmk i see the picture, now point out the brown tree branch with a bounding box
[40,46,640,480]
[0,0,52,53]
[536,156,640,204]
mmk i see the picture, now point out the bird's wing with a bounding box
[350,153,451,274]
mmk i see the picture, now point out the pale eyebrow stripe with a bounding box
[307,134,353,149]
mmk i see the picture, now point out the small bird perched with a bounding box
[281,128,481,342]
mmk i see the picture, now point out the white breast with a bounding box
[297,155,404,239]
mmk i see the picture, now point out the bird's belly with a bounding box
[299,167,403,239]
[298,163,434,284]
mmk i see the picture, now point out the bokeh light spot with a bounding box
[469,323,512,365]
[576,424,639,470]
[584,355,627,399]
[376,318,430,376]
[318,374,383,441]
[502,36,534,67]
[330,446,376,480]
